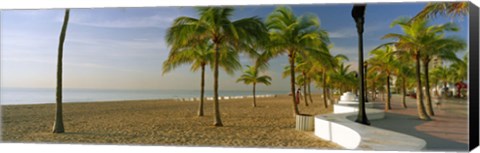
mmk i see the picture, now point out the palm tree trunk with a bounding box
[322,71,328,108]
[423,61,435,116]
[308,78,314,103]
[303,72,308,106]
[252,83,257,107]
[381,90,385,101]
[289,52,300,116]
[386,74,392,110]
[198,64,205,116]
[53,9,69,133]
[372,80,376,101]
[326,87,331,103]
[443,81,448,97]
[213,42,223,126]
[415,52,431,120]
[402,76,407,108]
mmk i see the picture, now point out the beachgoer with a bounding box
[296,88,302,105]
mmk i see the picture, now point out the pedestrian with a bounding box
[296,88,302,105]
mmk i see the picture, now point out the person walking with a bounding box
[296,88,302,105]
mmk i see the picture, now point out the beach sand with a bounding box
[1,94,341,149]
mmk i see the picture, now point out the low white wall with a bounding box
[334,102,377,113]
[314,103,426,150]
[315,117,361,149]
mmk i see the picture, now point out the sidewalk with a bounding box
[367,94,469,151]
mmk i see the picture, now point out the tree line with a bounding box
[52,2,469,133]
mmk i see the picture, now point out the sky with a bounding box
[0,2,469,91]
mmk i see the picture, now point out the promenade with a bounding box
[369,94,468,151]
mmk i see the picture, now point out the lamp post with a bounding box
[352,4,370,125]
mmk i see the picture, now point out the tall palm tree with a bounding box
[236,65,272,107]
[266,6,329,115]
[166,7,267,126]
[369,45,398,111]
[421,34,465,116]
[304,32,333,108]
[413,2,469,20]
[53,9,70,133]
[283,66,308,106]
[382,17,456,120]
[390,43,417,108]
[163,41,241,117]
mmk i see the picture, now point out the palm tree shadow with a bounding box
[368,112,468,151]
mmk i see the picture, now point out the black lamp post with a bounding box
[352,4,370,125]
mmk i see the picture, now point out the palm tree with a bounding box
[295,55,312,106]
[307,77,314,104]
[265,6,329,115]
[395,61,415,108]
[382,17,457,120]
[413,2,469,20]
[367,71,386,102]
[429,64,442,97]
[368,45,398,111]
[329,63,357,94]
[163,41,241,117]
[449,54,468,83]
[53,9,70,133]
[283,66,308,106]
[236,65,272,107]
[316,53,347,108]
[166,7,267,126]
[430,66,455,97]
[421,34,465,116]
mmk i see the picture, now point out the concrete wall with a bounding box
[314,103,426,150]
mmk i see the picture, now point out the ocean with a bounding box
[0,88,289,105]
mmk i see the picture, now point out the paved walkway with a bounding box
[367,94,469,151]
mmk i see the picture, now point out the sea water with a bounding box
[0,88,288,105]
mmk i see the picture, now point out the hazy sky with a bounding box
[0,3,468,91]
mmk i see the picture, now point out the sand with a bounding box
[1,94,341,149]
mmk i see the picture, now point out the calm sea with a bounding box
[0,88,288,105]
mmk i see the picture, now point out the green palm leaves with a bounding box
[369,45,398,111]
[237,65,272,85]
[329,63,357,94]
[165,7,267,126]
[414,2,469,20]
[236,65,272,107]
[449,54,468,83]
[266,6,330,115]
[162,41,241,117]
[381,16,465,120]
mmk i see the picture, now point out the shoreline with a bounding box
[1,94,340,149]
[0,94,285,106]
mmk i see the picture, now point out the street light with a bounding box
[352,4,370,125]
